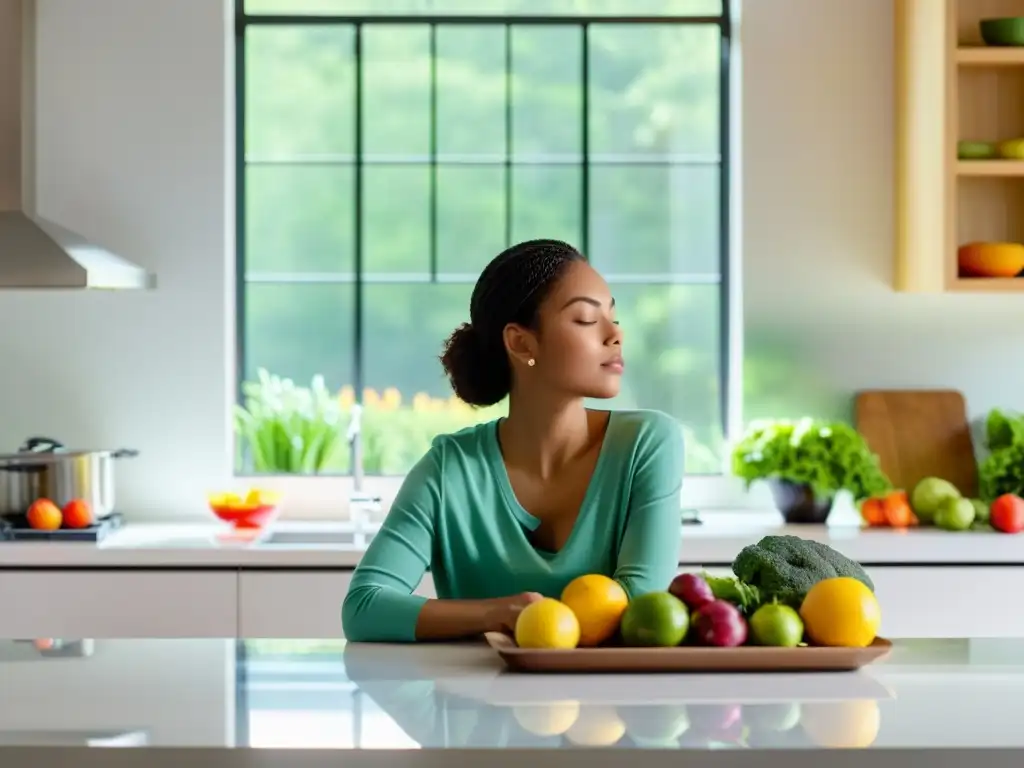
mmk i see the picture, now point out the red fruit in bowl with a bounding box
[692,600,748,647]
[669,572,716,611]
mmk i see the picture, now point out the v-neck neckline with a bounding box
[487,410,617,558]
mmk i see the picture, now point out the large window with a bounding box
[235,0,734,485]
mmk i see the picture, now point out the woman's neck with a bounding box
[499,394,601,480]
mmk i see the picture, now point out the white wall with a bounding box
[0,0,1017,521]
[0,0,233,519]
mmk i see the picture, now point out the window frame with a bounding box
[233,1,757,517]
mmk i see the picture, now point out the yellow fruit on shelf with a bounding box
[560,574,629,647]
[799,577,881,648]
[514,598,581,650]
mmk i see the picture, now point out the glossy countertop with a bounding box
[2,636,1024,767]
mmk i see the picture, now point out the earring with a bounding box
[527,358,536,367]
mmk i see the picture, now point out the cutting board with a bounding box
[854,389,978,497]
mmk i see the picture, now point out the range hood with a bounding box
[0,0,154,290]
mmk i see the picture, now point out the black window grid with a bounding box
[234,2,734,451]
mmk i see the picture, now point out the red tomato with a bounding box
[990,494,1024,534]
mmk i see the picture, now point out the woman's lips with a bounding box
[602,358,625,374]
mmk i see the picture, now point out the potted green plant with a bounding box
[731,418,892,524]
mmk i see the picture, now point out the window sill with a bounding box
[248,473,771,521]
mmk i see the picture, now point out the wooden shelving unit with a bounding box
[896,0,1024,292]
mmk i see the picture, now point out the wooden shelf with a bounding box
[957,160,1024,176]
[950,276,1024,292]
[895,0,1024,293]
[957,47,1024,66]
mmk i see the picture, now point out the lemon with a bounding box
[514,598,581,650]
[799,577,881,648]
[560,574,629,647]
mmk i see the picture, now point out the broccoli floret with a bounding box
[731,535,874,607]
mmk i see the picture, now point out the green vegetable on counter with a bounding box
[979,409,1024,502]
[730,418,891,503]
[730,535,875,608]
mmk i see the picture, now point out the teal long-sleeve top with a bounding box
[341,409,686,643]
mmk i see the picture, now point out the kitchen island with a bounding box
[1,635,1023,767]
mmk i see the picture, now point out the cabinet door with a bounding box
[0,571,238,638]
[867,567,1024,638]
[238,572,437,638]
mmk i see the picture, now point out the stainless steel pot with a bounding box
[0,437,139,518]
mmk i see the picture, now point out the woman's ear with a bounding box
[502,323,537,368]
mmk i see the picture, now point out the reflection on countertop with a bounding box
[2,636,1024,754]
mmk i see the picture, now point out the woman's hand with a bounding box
[484,591,545,633]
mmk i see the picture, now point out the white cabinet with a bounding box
[0,571,237,638]
[868,567,1024,639]
[237,572,437,638]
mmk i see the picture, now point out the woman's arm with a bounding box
[612,413,687,598]
[342,443,542,642]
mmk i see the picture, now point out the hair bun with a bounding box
[439,323,510,407]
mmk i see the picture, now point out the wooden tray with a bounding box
[484,633,893,674]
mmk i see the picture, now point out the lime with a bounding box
[620,592,689,647]
[749,602,804,647]
[970,498,990,524]
[910,477,960,523]
[934,496,975,532]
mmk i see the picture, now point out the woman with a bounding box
[342,239,685,643]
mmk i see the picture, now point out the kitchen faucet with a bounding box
[345,403,382,540]
[346,403,364,494]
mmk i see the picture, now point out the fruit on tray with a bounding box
[509,537,886,651]
[799,577,881,648]
[668,572,716,612]
[859,489,917,528]
[61,498,94,529]
[748,602,804,648]
[514,597,580,650]
[909,476,962,524]
[691,599,748,647]
[731,535,874,608]
[957,242,1024,278]
[990,493,1024,533]
[26,498,62,531]
[619,591,689,647]
[560,574,628,647]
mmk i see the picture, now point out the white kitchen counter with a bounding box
[0,513,1023,568]
[2,636,1024,767]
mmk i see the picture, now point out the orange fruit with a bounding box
[26,499,62,530]
[514,598,580,649]
[61,499,94,529]
[799,577,881,648]
[560,574,629,647]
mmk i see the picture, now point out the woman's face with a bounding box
[514,260,625,400]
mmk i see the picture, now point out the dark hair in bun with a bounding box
[440,239,586,407]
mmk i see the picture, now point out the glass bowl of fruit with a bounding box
[207,488,281,530]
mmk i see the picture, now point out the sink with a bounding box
[259,527,377,548]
